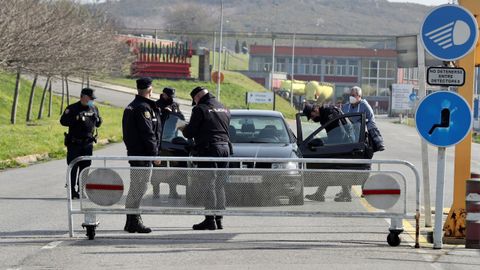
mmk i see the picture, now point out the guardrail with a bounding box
[66,156,420,247]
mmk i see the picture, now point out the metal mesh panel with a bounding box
[78,166,406,215]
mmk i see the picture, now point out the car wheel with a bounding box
[290,189,304,205]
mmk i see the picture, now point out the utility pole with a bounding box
[290,32,296,108]
[271,36,276,111]
[216,0,224,101]
[212,31,216,71]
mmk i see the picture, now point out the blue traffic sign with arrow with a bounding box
[420,4,478,61]
[415,91,472,147]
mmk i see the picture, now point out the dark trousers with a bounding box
[126,161,152,209]
[66,143,93,193]
[197,144,229,210]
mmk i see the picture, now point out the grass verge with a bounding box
[0,72,123,169]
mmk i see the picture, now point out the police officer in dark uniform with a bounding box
[302,102,370,202]
[179,86,231,230]
[302,103,350,202]
[60,88,102,199]
[122,77,162,233]
[156,87,185,122]
[153,87,185,199]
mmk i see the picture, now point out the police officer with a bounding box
[60,88,102,199]
[153,87,185,199]
[179,86,231,230]
[302,102,351,202]
[156,87,185,122]
[122,77,162,233]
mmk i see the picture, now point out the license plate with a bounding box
[228,175,263,183]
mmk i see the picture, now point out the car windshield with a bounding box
[229,115,290,144]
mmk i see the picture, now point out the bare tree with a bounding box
[60,76,65,115]
[26,74,38,122]
[0,0,130,123]
[164,3,217,46]
[10,69,21,124]
[37,77,50,120]
[48,79,52,117]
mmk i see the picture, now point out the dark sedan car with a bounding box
[152,109,370,206]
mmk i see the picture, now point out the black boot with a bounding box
[126,215,152,233]
[71,190,80,199]
[152,184,160,199]
[215,216,223,230]
[124,215,133,231]
[192,216,216,230]
[168,184,181,199]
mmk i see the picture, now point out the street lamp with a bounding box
[216,0,224,101]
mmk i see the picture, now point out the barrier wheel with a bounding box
[387,232,401,247]
[85,226,96,240]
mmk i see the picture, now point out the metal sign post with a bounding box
[434,146,447,249]
[415,91,472,249]
[419,4,478,248]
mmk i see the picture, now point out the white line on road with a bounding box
[41,241,63,250]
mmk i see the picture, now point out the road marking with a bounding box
[41,241,63,250]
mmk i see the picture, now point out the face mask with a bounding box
[349,96,357,104]
[164,96,173,106]
[87,100,95,107]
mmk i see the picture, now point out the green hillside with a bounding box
[98,70,298,119]
[191,52,248,79]
[0,72,123,166]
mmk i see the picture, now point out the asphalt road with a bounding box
[1,78,480,269]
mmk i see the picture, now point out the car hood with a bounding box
[231,143,297,158]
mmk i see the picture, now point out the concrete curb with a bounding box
[0,139,111,169]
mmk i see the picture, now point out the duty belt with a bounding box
[71,137,94,144]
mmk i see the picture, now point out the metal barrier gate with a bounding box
[66,156,421,247]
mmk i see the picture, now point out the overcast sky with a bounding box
[388,0,450,5]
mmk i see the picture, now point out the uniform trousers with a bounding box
[66,143,93,193]
[197,144,229,210]
[126,161,152,209]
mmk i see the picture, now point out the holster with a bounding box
[64,132,70,147]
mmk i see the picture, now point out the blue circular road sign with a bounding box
[420,5,478,61]
[409,92,417,102]
[415,91,472,147]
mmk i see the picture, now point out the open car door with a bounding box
[160,112,190,158]
[296,112,370,170]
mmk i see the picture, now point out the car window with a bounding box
[303,114,363,146]
[162,113,186,142]
[299,115,320,141]
[230,115,290,143]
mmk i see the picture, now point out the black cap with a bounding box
[136,77,153,90]
[163,87,175,97]
[81,88,96,99]
[190,86,207,105]
[302,103,314,120]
